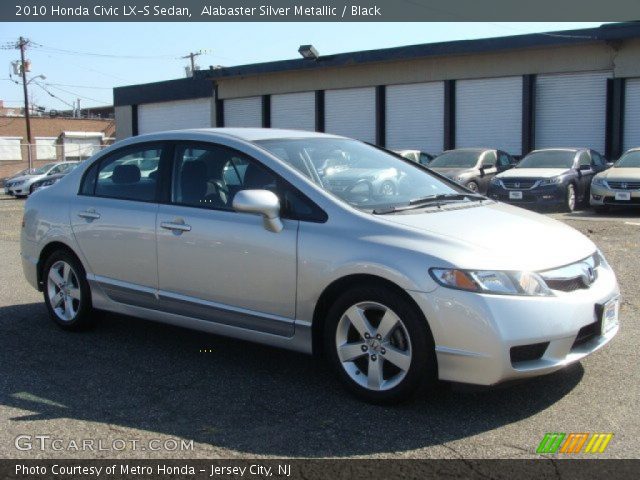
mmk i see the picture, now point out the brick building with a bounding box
[0,115,115,180]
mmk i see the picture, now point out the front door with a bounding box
[155,142,298,337]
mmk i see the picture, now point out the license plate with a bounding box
[509,191,523,200]
[600,296,619,335]
[615,191,631,201]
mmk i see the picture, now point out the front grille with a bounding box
[501,179,537,189]
[607,181,640,190]
[545,277,590,292]
[540,253,600,293]
[571,321,600,349]
[510,342,549,364]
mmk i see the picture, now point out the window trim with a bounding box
[167,140,328,223]
[78,141,169,204]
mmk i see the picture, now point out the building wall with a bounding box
[114,106,133,140]
[215,42,638,100]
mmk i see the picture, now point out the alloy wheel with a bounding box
[335,301,412,391]
[47,260,81,322]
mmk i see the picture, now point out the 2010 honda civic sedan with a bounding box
[21,129,620,404]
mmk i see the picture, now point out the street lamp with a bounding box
[27,74,46,85]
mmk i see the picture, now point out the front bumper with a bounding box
[488,184,566,206]
[590,183,640,207]
[408,263,619,385]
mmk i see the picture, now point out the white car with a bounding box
[21,129,620,404]
[5,162,78,197]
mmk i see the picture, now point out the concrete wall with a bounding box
[216,40,640,99]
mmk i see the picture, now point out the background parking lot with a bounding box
[0,195,638,459]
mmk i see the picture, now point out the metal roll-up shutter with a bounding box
[456,76,523,154]
[271,92,315,131]
[138,98,212,134]
[624,78,640,151]
[386,82,444,153]
[325,87,375,143]
[535,71,611,153]
[224,97,262,128]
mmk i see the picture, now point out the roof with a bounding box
[134,127,340,143]
[196,22,640,81]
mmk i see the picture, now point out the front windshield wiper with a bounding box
[373,193,486,214]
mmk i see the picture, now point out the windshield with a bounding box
[615,151,640,168]
[32,162,59,175]
[256,138,464,211]
[429,151,480,168]
[517,151,575,169]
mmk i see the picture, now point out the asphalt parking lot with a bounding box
[0,194,638,459]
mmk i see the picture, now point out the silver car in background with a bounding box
[5,161,78,197]
[21,129,619,404]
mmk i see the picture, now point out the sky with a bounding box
[0,22,606,110]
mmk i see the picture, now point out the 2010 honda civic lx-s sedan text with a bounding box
[20,129,620,404]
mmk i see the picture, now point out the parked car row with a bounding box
[3,161,79,197]
[398,146,640,213]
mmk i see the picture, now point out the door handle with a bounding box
[77,210,101,220]
[160,222,191,232]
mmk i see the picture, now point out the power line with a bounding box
[32,42,185,60]
[42,82,113,90]
[44,83,110,105]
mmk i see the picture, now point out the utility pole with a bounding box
[181,50,208,76]
[18,36,33,169]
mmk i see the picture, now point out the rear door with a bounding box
[155,141,299,336]
[71,143,166,305]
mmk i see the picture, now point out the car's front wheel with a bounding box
[466,181,479,192]
[43,250,94,330]
[324,285,437,404]
[564,184,576,212]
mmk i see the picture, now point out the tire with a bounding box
[466,181,479,193]
[42,250,94,331]
[594,205,609,214]
[563,184,576,212]
[324,285,437,404]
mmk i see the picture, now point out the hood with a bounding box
[429,167,472,178]
[6,174,35,184]
[497,168,570,179]
[377,202,595,271]
[598,167,640,180]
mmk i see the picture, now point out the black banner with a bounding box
[2,0,640,22]
[2,460,639,480]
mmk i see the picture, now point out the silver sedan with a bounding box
[21,129,619,404]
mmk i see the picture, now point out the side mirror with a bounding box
[606,162,614,169]
[232,189,283,233]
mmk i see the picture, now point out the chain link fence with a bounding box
[0,142,110,183]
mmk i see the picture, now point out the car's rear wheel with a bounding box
[324,285,436,404]
[564,184,576,212]
[43,250,94,330]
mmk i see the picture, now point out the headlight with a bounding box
[12,180,25,186]
[490,177,502,185]
[430,268,553,296]
[592,177,607,187]
[41,178,58,187]
[538,176,563,186]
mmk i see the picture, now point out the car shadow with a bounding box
[0,302,584,457]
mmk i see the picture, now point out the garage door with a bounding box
[386,82,444,154]
[624,78,640,151]
[138,98,212,134]
[325,87,376,143]
[224,97,262,128]
[0,137,22,161]
[271,92,315,131]
[536,71,611,153]
[456,77,523,154]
